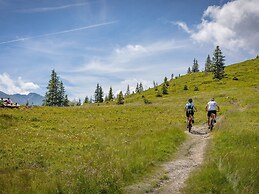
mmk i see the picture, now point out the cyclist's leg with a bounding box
[210,110,216,123]
[186,111,189,126]
[214,110,217,123]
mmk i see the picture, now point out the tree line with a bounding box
[187,45,225,79]
[44,45,226,106]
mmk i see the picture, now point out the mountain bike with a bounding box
[209,112,216,131]
[187,110,194,132]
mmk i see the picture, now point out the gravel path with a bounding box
[124,124,211,194]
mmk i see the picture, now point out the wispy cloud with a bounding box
[174,21,192,34]
[17,2,90,13]
[0,21,118,45]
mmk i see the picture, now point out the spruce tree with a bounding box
[192,59,199,72]
[139,82,144,92]
[94,83,103,103]
[212,46,225,79]
[205,55,213,72]
[45,70,58,106]
[135,83,139,93]
[187,67,191,74]
[117,91,124,104]
[84,96,89,104]
[45,70,67,106]
[164,77,169,86]
[125,85,130,96]
[57,81,65,106]
[108,86,114,101]
[63,95,69,106]
[77,99,81,106]
[162,83,168,94]
[153,81,158,88]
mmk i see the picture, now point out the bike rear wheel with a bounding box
[209,119,214,131]
[188,115,192,132]
[188,123,192,132]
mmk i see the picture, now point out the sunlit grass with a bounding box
[0,105,186,193]
[1,58,258,193]
[183,58,259,193]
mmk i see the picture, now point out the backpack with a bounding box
[187,103,194,110]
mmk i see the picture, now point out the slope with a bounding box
[0,57,258,193]
[124,57,259,193]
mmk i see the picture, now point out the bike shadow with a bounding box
[189,124,211,135]
[189,130,209,135]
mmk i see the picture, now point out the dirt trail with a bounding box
[124,124,211,194]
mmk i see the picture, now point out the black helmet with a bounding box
[188,98,193,103]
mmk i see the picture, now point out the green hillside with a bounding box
[0,57,258,193]
[181,58,259,193]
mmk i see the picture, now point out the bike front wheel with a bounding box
[209,120,214,131]
[188,124,192,132]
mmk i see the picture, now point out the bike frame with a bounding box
[187,112,193,132]
[209,113,216,131]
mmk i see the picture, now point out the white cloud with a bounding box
[116,44,147,54]
[114,44,148,64]
[189,0,259,54]
[75,40,184,74]
[0,73,39,94]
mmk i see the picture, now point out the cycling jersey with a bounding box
[185,103,194,110]
[207,101,218,111]
[185,103,195,117]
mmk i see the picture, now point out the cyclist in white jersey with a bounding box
[205,98,220,127]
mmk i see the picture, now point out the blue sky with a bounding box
[0,0,258,100]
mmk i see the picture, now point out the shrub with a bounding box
[143,98,152,104]
[156,90,163,97]
[194,86,199,91]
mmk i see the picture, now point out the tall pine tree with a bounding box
[139,82,144,92]
[135,83,139,93]
[94,83,103,103]
[205,55,213,72]
[44,70,68,106]
[108,86,114,101]
[212,46,225,79]
[192,59,199,72]
[125,85,130,96]
[187,67,191,74]
[117,91,124,105]
[57,81,65,106]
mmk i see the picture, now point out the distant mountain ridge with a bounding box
[0,91,44,106]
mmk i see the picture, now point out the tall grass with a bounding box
[183,58,259,193]
[1,58,258,193]
[0,105,186,193]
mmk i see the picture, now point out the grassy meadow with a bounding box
[0,57,259,193]
[183,58,259,193]
[0,105,186,193]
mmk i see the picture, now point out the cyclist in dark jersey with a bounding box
[185,98,197,125]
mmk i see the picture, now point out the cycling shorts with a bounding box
[208,110,217,117]
[186,109,194,117]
